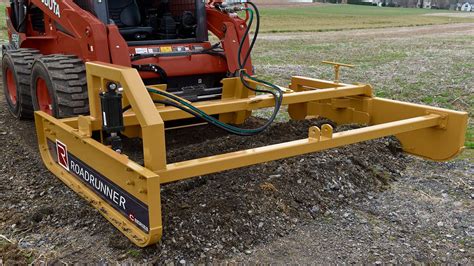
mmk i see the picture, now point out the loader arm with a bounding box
[9,0,111,62]
[206,5,253,74]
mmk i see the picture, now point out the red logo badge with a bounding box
[56,140,69,171]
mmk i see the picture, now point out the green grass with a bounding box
[258,5,474,33]
[458,125,474,161]
[0,3,5,40]
[127,249,141,258]
[466,128,474,150]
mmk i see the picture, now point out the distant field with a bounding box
[1,3,474,37]
[258,5,474,33]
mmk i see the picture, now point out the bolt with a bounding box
[107,82,118,91]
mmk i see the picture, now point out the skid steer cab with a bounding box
[3,0,469,247]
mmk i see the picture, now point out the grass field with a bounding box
[1,4,473,35]
[258,5,474,32]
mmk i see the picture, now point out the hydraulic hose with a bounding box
[235,3,284,134]
[239,2,260,69]
[147,88,279,136]
[139,1,283,136]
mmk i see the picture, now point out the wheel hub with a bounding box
[5,68,17,105]
[36,78,53,115]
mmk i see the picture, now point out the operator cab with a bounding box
[73,0,223,104]
[107,0,155,41]
[108,0,207,44]
[73,0,208,43]
[78,0,208,45]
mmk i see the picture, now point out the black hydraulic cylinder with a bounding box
[100,83,125,153]
[100,84,124,133]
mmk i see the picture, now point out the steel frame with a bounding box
[35,62,468,246]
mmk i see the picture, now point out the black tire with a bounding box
[2,43,18,56]
[31,55,89,118]
[2,49,41,119]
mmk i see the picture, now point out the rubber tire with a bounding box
[2,49,41,119]
[2,43,18,56]
[31,55,89,118]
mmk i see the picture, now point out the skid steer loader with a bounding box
[2,0,468,246]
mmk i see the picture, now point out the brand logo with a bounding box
[51,139,150,233]
[41,0,61,18]
[129,213,149,232]
[56,140,69,170]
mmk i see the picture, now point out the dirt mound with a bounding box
[0,90,408,262]
[153,119,408,261]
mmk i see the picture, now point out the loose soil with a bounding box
[1,24,473,264]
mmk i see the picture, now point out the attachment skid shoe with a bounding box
[34,62,468,246]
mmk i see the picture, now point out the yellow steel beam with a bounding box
[157,114,442,184]
[120,84,371,125]
[85,63,167,171]
[34,111,163,247]
[61,78,371,129]
[311,97,468,161]
[290,76,353,90]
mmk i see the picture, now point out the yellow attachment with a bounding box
[35,62,468,247]
[322,61,355,83]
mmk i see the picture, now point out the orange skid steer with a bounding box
[3,0,468,246]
